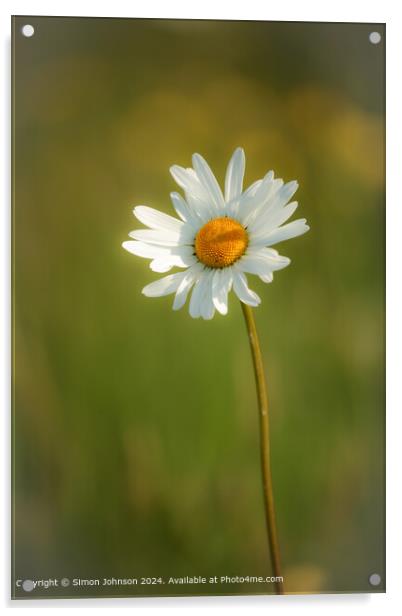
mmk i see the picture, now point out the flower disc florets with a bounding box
[195,217,248,268]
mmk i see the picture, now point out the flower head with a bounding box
[122,148,309,319]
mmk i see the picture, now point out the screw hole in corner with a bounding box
[21,24,35,38]
[369,31,381,45]
[368,573,382,587]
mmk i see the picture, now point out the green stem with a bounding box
[240,301,284,595]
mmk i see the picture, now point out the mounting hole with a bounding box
[21,24,35,38]
[22,579,35,592]
[369,31,381,45]
[369,573,381,586]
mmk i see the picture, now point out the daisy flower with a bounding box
[122,148,309,319]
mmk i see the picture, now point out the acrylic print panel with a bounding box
[12,16,385,599]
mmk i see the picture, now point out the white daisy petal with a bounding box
[189,271,209,319]
[270,199,299,227]
[133,206,184,233]
[225,147,245,202]
[150,252,197,273]
[237,256,269,277]
[129,228,185,246]
[211,269,224,313]
[142,272,186,297]
[239,252,290,276]
[122,240,170,259]
[212,268,233,315]
[172,263,204,311]
[251,219,310,248]
[185,168,199,179]
[200,271,216,320]
[239,175,282,226]
[170,166,215,220]
[260,272,274,284]
[170,164,201,194]
[149,259,171,274]
[253,171,277,199]
[269,180,299,210]
[227,176,264,218]
[249,201,299,236]
[170,192,200,227]
[123,241,195,263]
[150,259,174,273]
[225,195,242,218]
[232,268,261,307]
[247,247,290,268]
[188,196,216,222]
[192,153,226,212]
[170,192,188,222]
[243,178,265,198]
[170,165,209,202]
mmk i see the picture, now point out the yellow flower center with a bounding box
[195,217,248,268]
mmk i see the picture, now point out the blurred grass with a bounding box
[13,17,385,597]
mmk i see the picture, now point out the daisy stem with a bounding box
[240,301,284,595]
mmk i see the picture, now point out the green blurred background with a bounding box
[12,17,385,598]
